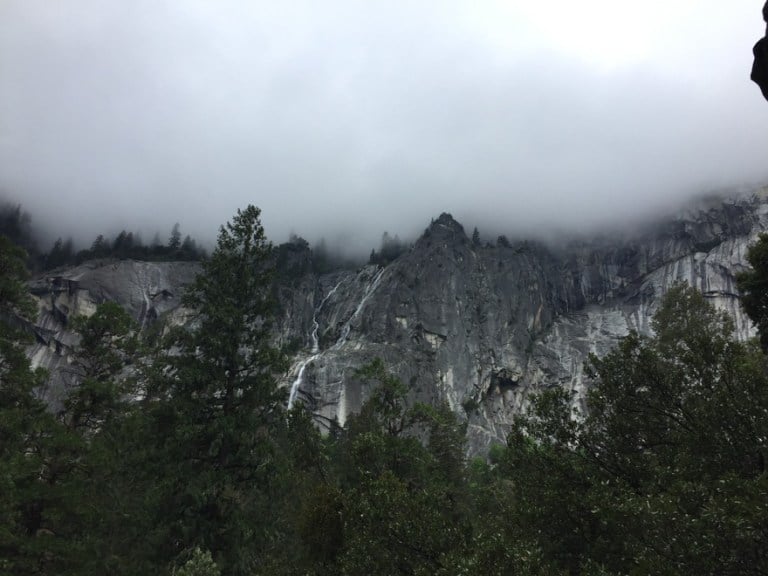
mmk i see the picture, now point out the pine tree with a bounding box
[471,227,480,246]
[90,234,110,258]
[44,237,73,269]
[143,205,288,574]
[0,235,84,573]
[737,232,768,350]
[498,283,768,574]
[168,222,182,251]
[317,359,472,575]
[66,302,137,433]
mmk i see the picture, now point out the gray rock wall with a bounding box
[28,260,200,408]
[283,194,766,453]
[25,192,768,454]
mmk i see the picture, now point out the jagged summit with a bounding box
[431,212,465,232]
[433,212,462,228]
[419,212,468,246]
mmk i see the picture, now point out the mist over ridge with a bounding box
[2,1,768,259]
[3,181,767,274]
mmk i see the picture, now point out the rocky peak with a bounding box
[432,212,466,233]
[416,212,468,250]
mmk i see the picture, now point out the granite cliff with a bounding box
[28,260,200,409]
[28,192,767,453]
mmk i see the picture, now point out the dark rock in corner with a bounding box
[751,1,768,101]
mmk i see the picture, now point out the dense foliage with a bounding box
[2,209,768,574]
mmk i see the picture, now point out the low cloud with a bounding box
[1,1,767,254]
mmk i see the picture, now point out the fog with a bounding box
[1,1,767,255]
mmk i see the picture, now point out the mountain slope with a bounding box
[27,192,766,453]
[278,194,763,453]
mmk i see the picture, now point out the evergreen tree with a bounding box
[0,236,83,573]
[0,203,37,262]
[498,283,768,574]
[181,234,195,255]
[168,222,182,251]
[142,205,288,573]
[377,231,406,264]
[312,359,472,575]
[44,237,74,269]
[737,232,768,350]
[66,302,137,433]
[112,230,135,259]
[90,234,110,258]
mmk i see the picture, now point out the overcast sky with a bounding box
[1,1,767,252]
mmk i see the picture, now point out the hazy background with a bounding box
[1,0,767,253]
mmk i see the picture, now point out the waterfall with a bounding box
[287,266,385,410]
[310,281,342,353]
[334,266,385,349]
[135,263,152,330]
[287,279,344,410]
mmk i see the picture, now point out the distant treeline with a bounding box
[0,202,206,271]
[275,234,361,286]
[45,223,206,270]
[0,202,38,259]
[0,199,431,277]
[368,231,408,265]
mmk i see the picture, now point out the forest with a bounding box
[2,205,768,575]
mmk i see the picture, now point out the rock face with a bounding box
[27,192,768,453]
[278,193,765,454]
[28,260,200,409]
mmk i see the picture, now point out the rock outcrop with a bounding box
[28,259,200,408]
[27,191,768,454]
[752,1,768,100]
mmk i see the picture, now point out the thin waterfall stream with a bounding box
[287,266,385,410]
[287,279,344,409]
[333,267,385,349]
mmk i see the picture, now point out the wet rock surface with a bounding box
[281,194,765,453]
[27,192,768,453]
